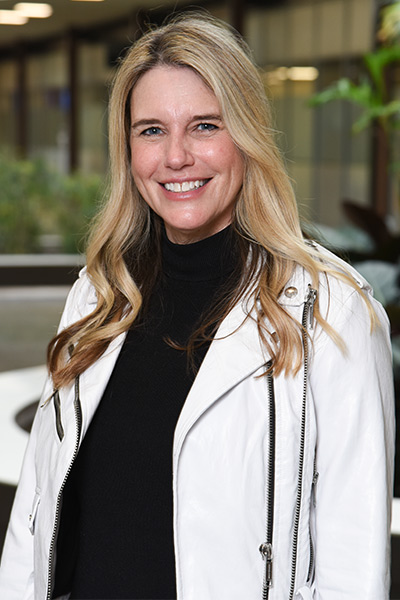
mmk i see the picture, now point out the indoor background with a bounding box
[0,0,399,595]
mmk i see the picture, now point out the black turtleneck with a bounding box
[53,226,238,600]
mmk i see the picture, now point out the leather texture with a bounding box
[0,246,395,600]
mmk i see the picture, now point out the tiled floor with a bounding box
[0,286,399,596]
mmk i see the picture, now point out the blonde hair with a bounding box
[48,11,370,388]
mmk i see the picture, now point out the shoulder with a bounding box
[283,242,389,334]
[278,242,367,307]
[313,243,389,330]
[305,241,371,296]
[58,266,97,330]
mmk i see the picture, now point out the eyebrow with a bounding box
[131,114,223,129]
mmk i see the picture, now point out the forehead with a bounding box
[130,65,220,118]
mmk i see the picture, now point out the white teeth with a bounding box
[164,179,207,192]
[182,181,190,192]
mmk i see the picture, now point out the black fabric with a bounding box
[53,226,238,600]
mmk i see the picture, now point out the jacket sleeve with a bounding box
[309,285,395,599]
[0,273,91,599]
[0,401,44,599]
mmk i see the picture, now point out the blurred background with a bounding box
[0,0,399,595]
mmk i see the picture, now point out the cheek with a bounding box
[207,138,243,177]
[233,152,245,182]
[224,147,244,184]
[130,144,157,181]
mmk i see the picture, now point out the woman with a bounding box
[0,12,395,600]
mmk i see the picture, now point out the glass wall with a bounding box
[79,41,114,174]
[26,45,69,172]
[246,0,375,228]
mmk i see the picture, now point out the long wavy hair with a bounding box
[48,12,369,389]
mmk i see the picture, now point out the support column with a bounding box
[67,31,79,172]
[371,121,390,218]
[228,0,245,34]
[371,0,390,217]
[16,46,28,159]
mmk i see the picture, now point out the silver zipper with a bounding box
[46,376,82,600]
[260,362,275,599]
[288,285,317,600]
[259,542,273,593]
[306,288,317,330]
[307,469,319,582]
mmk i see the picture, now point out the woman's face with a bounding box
[129,65,244,244]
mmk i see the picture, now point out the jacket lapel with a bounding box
[173,268,310,456]
[173,299,269,456]
[77,332,127,439]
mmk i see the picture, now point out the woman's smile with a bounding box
[130,65,244,243]
[161,179,209,193]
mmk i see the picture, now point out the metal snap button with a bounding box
[284,286,298,298]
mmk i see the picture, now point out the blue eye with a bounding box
[197,123,218,131]
[142,126,162,136]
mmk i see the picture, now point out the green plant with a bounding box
[379,1,400,45]
[309,45,400,134]
[0,157,103,254]
[309,39,400,219]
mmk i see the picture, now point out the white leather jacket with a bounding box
[0,249,395,600]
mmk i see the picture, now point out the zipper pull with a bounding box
[259,542,273,587]
[305,286,317,329]
[312,470,319,507]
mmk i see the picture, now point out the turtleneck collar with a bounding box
[161,225,238,282]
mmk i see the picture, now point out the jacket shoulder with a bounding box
[311,242,372,292]
[303,244,391,348]
[282,243,371,309]
[284,242,388,334]
[58,267,97,331]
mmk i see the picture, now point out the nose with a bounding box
[164,133,194,170]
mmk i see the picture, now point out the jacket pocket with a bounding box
[28,491,41,535]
